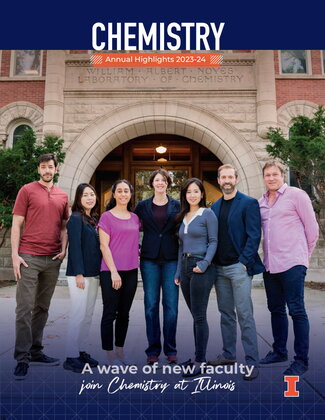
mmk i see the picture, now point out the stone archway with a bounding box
[277,100,319,137]
[0,101,44,145]
[59,100,264,200]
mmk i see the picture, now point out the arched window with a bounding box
[13,124,31,146]
[6,120,33,148]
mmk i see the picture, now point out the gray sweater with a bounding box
[175,208,218,279]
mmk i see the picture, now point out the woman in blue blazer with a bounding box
[63,183,102,373]
[134,169,180,364]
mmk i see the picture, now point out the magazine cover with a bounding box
[0,3,324,419]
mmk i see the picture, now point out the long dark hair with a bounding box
[175,178,206,226]
[106,179,134,211]
[71,183,98,226]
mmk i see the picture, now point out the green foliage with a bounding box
[266,105,325,237]
[0,129,65,229]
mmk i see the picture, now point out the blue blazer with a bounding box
[134,196,180,260]
[211,191,265,276]
[66,212,101,277]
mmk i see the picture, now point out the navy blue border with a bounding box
[0,1,323,49]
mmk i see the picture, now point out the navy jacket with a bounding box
[211,191,265,276]
[134,196,180,260]
[66,212,101,277]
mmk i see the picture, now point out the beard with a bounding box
[40,173,54,183]
[220,183,236,195]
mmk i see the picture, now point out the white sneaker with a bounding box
[106,359,123,367]
[118,356,136,366]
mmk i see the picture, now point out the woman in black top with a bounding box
[134,169,180,364]
[63,183,101,373]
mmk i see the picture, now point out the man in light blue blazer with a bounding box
[208,164,264,380]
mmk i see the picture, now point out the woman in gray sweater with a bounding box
[174,178,218,377]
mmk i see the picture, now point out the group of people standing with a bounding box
[11,153,319,381]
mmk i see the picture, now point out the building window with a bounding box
[12,50,42,76]
[6,121,33,148]
[13,124,31,146]
[280,50,308,74]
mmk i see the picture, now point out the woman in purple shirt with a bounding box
[98,180,140,365]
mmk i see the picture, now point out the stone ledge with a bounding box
[306,269,325,283]
[0,268,15,281]
[1,268,324,287]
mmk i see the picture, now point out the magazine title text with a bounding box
[92,22,225,51]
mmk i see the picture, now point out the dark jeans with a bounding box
[140,259,178,356]
[100,269,138,351]
[15,253,61,363]
[180,256,214,363]
[263,265,309,365]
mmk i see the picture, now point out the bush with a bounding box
[0,129,65,232]
[266,105,325,238]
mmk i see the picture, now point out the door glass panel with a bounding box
[99,171,121,214]
[202,171,222,206]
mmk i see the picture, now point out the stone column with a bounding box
[255,50,277,138]
[42,50,66,137]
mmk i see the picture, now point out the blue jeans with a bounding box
[140,259,179,356]
[180,257,215,363]
[263,265,309,365]
[215,262,259,365]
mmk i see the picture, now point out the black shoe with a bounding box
[283,360,308,376]
[30,354,60,366]
[79,352,99,367]
[243,366,259,381]
[207,354,236,366]
[63,357,85,373]
[14,362,29,380]
[260,351,287,364]
[178,358,192,367]
[182,363,206,378]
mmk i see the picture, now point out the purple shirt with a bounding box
[98,211,140,271]
[259,183,319,273]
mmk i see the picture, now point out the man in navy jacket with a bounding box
[208,164,264,380]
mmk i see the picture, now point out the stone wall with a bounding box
[0,228,14,281]
[57,51,274,201]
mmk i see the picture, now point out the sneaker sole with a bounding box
[80,360,99,368]
[243,374,259,381]
[259,359,288,364]
[207,360,236,366]
[30,361,60,366]
[120,361,136,366]
[283,368,308,376]
[14,374,28,380]
[63,363,83,373]
[182,368,207,378]
[147,359,159,364]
